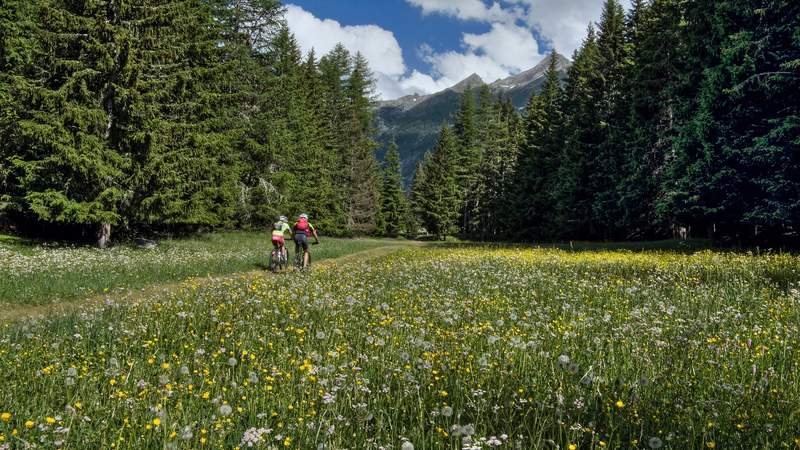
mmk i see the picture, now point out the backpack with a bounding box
[295,217,310,233]
[272,221,283,232]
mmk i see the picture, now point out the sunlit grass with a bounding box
[0,232,394,306]
[1,247,798,449]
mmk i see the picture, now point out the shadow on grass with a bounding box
[425,239,722,254]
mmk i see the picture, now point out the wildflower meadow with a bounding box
[1,246,799,449]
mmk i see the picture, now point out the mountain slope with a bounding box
[375,53,571,182]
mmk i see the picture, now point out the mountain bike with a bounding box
[294,242,317,271]
[294,249,311,271]
[269,246,288,272]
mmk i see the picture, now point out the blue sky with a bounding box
[285,0,631,100]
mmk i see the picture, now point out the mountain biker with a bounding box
[293,213,319,269]
[271,215,292,262]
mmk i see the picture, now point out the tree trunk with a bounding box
[97,223,111,249]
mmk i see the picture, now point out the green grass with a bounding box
[0,232,397,307]
[1,246,798,449]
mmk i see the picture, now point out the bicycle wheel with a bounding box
[269,250,279,272]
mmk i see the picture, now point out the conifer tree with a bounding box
[0,0,45,219]
[553,26,604,238]
[477,99,519,238]
[590,0,631,238]
[416,127,460,238]
[3,0,127,245]
[665,0,800,239]
[616,0,683,238]
[210,0,284,227]
[453,88,481,233]
[126,0,239,230]
[299,49,343,231]
[343,52,382,234]
[410,153,431,233]
[513,50,564,238]
[378,140,408,237]
[253,28,317,222]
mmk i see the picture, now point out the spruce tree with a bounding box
[299,49,343,231]
[262,28,334,226]
[3,0,127,245]
[617,0,684,238]
[378,140,408,237]
[318,44,353,230]
[453,88,481,233]
[126,0,239,230]
[210,0,285,228]
[553,26,604,239]
[410,153,431,234]
[665,0,800,240]
[513,50,564,239]
[477,98,519,239]
[416,127,460,238]
[0,0,45,220]
[590,0,631,239]
[343,52,382,234]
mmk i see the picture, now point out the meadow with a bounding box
[0,232,393,308]
[1,246,799,449]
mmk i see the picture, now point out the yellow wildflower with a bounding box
[615,400,624,409]
[0,412,10,422]
[45,417,56,424]
[25,420,34,429]
[152,418,161,427]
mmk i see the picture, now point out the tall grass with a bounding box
[0,247,798,449]
[0,232,395,306]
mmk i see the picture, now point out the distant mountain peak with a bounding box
[450,73,485,93]
[491,52,571,90]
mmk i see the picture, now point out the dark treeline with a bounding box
[0,0,396,244]
[412,0,799,244]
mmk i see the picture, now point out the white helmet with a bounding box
[279,216,288,222]
[299,213,308,220]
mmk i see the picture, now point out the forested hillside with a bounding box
[412,0,799,244]
[0,0,386,243]
[2,0,797,246]
[375,54,570,182]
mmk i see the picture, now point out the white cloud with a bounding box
[506,0,632,56]
[418,20,542,88]
[285,4,406,78]
[399,70,456,95]
[463,23,541,71]
[286,4,470,100]
[286,1,631,100]
[406,0,518,23]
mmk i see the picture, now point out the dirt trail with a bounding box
[1,243,419,322]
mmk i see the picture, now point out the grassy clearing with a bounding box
[1,247,798,449]
[0,232,397,307]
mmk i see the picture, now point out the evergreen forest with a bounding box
[1,0,798,245]
[412,0,799,244]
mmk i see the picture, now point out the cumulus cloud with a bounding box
[462,22,541,72]
[409,0,632,60]
[506,0,632,56]
[288,4,450,100]
[418,20,543,87]
[286,1,631,99]
[406,0,519,23]
[285,4,406,78]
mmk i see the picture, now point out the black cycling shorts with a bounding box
[294,233,309,251]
